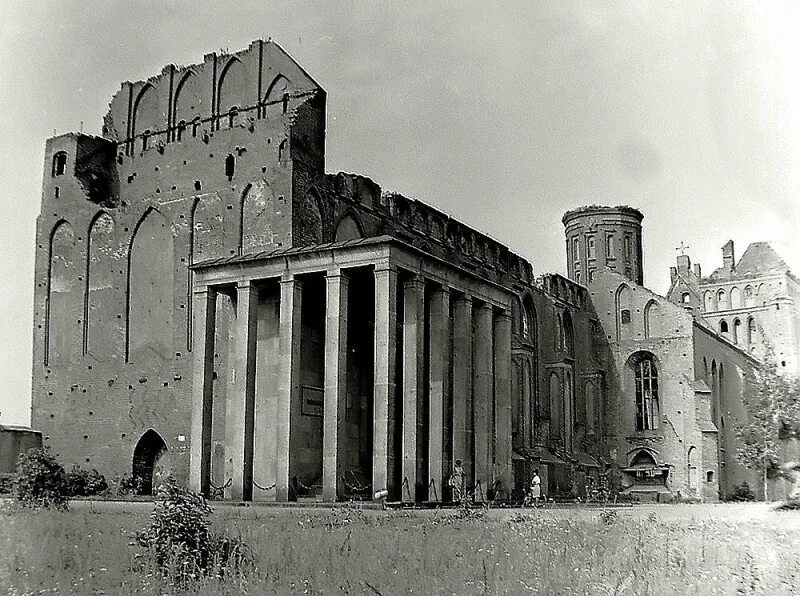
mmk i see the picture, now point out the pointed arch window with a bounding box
[633,354,659,431]
[563,311,574,357]
[747,317,756,345]
[717,289,727,310]
[554,314,563,352]
[744,285,755,307]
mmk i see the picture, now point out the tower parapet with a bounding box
[562,205,644,285]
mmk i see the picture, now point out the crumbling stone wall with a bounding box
[31,41,325,484]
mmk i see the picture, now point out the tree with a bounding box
[735,346,800,501]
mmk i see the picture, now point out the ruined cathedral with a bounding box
[32,40,800,503]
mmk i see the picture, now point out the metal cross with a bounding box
[676,242,690,255]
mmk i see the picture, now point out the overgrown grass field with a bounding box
[2,501,800,594]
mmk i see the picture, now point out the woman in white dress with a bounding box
[530,470,542,506]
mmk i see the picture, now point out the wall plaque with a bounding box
[301,385,324,417]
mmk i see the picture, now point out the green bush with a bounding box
[13,448,69,510]
[134,479,251,587]
[728,482,756,502]
[64,465,108,497]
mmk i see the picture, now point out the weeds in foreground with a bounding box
[2,504,799,594]
[134,480,252,589]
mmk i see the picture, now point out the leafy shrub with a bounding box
[0,473,14,494]
[728,482,756,502]
[114,473,145,496]
[13,448,69,510]
[134,479,251,587]
[64,465,108,497]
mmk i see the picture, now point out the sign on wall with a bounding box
[301,386,324,417]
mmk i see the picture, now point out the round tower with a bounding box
[562,205,644,286]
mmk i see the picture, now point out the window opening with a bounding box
[52,152,68,177]
[634,356,659,431]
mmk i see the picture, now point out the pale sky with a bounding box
[1,1,799,425]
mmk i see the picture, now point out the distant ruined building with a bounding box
[31,40,800,503]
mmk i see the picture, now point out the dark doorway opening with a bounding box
[132,429,168,495]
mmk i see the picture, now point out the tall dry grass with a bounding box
[2,501,800,594]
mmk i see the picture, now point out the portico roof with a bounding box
[191,235,393,270]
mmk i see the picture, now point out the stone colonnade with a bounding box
[189,245,512,502]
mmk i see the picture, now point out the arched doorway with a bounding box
[132,429,168,495]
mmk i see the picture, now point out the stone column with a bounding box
[402,275,425,502]
[452,295,473,491]
[373,264,397,497]
[323,269,349,501]
[189,287,216,495]
[494,310,513,495]
[473,302,494,497]
[276,275,302,501]
[253,289,280,502]
[226,281,258,501]
[428,286,450,501]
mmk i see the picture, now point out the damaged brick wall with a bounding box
[31,40,325,485]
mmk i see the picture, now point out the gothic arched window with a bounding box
[632,353,659,431]
[717,289,727,310]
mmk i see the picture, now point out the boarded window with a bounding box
[46,221,80,364]
[128,209,174,360]
[85,213,123,359]
[334,214,363,242]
